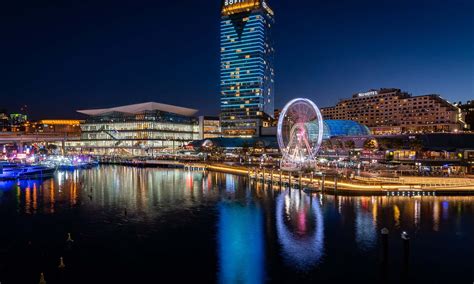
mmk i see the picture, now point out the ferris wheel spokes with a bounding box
[277,98,324,171]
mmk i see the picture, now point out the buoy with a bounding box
[401,231,410,261]
[58,257,65,269]
[124,208,128,216]
[66,233,74,243]
[39,272,46,284]
[401,231,409,241]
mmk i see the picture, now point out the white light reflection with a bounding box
[276,190,324,270]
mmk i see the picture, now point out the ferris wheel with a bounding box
[277,98,324,171]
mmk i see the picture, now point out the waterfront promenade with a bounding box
[99,159,474,195]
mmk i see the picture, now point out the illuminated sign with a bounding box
[224,0,248,5]
[222,0,260,15]
[357,91,378,97]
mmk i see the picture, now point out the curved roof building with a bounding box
[322,120,371,139]
[77,102,198,117]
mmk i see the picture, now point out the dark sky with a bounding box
[1,0,473,119]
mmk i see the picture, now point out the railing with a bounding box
[355,175,474,188]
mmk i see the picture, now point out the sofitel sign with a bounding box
[224,0,248,6]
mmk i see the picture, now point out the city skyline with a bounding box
[1,2,473,283]
[1,0,473,119]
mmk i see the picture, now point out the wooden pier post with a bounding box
[270,169,274,187]
[321,174,325,192]
[289,172,292,189]
[279,170,282,189]
[299,173,302,190]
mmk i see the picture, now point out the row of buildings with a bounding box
[1,90,472,158]
[0,109,28,132]
[61,93,471,160]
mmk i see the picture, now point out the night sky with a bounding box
[1,0,473,119]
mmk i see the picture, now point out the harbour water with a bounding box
[0,166,472,283]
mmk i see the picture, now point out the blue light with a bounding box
[321,120,371,139]
[218,202,265,284]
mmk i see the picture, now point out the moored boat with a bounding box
[0,163,22,179]
[0,163,57,180]
[18,165,57,179]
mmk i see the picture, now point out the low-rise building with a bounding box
[66,102,201,157]
[198,116,222,139]
[27,120,83,135]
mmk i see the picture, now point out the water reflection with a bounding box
[0,167,472,283]
[355,200,376,251]
[276,190,324,270]
[217,174,265,284]
[218,202,264,284]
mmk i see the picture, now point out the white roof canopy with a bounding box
[77,102,198,117]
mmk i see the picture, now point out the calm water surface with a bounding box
[0,166,472,283]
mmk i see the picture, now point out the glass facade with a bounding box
[220,0,275,137]
[69,110,199,156]
[323,120,371,139]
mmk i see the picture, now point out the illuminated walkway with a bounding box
[184,163,474,195]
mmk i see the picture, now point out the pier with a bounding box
[155,161,474,196]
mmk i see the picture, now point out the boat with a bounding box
[0,163,56,180]
[17,165,57,179]
[57,158,99,171]
[0,163,22,179]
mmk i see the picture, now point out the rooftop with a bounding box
[77,102,198,117]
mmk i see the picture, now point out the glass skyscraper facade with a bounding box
[220,0,275,137]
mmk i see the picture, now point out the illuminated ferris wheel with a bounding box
[277,98,324,171]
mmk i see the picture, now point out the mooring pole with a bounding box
[270,169,274,187]
[299,172,302,190]
[321,174,325,192]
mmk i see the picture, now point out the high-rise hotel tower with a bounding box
[220,0,275,137]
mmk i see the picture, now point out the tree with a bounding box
[363,139,378,151]
[344,140,355,150]
[408,139,424,159]
[242,141,250,156]
[322,139,333,150]
[46,144,59,154]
